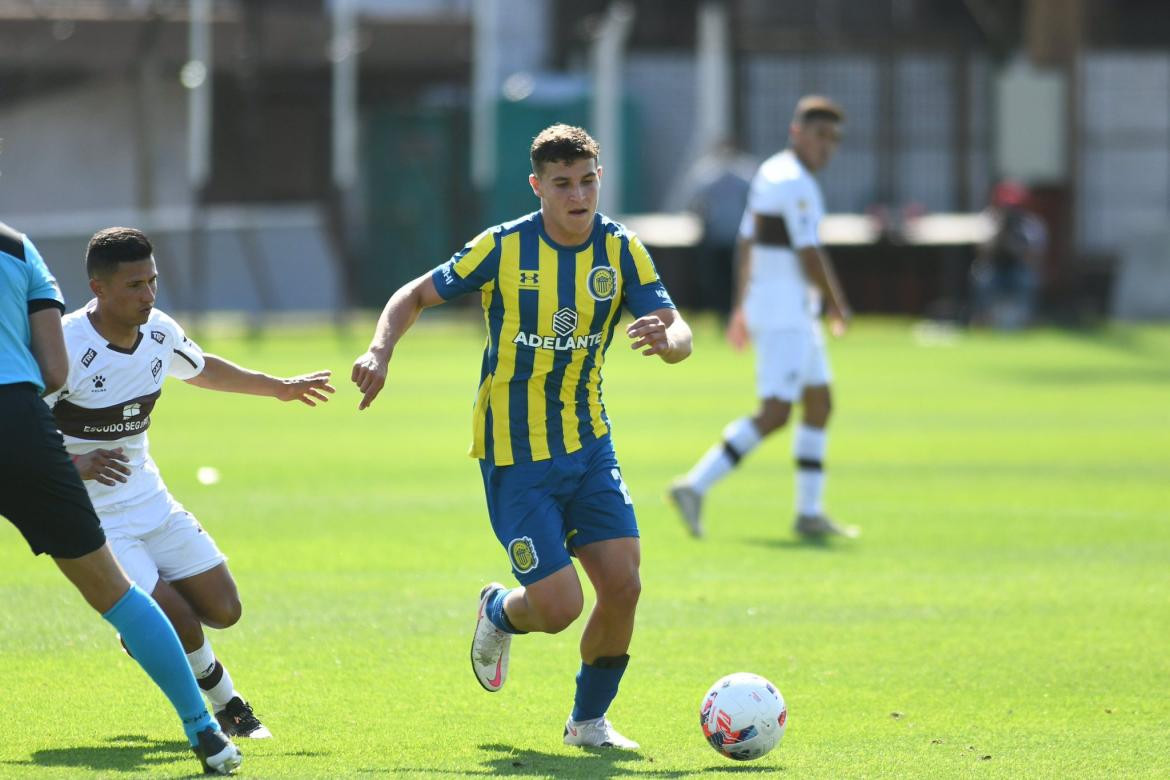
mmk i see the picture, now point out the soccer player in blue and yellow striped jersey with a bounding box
[352,124,692,749]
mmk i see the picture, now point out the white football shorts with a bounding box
[103,491,226,593]
[751,321,832,402]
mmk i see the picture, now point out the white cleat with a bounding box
[470,582,511,692]
[563,716,640,750]
[795,513,860,539]
[667,480,704,538]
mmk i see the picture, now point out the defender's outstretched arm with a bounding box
[186,356,335,406]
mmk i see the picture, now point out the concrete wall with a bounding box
[1,80,343,315]
[0,78,192,214]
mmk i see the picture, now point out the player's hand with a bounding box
[275,370,335,406]
[726,307,750,351]
[73,448,130,486]
[626,315,671,357]
[826,303,851,338]
[351,350,388,410]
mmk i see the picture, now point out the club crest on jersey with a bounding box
[150,330,165,344]
[151,357,163,379]
[508,536,538,574]
[587,266,617,301]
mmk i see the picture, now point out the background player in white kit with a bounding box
[47,227,335,738]
[669,96,858,540]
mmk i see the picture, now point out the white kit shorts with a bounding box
[103,491,226,593]
[751,321,832,402]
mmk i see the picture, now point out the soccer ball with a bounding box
[699,672,787,761]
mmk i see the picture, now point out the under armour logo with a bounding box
[519,271,540,287]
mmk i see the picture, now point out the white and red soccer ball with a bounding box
[700,672,787,761]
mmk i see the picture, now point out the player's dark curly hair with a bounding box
[530,124,600,175]
[86,227,153,279]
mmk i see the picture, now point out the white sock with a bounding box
[794,424,827,516]
[186,638,216,678]
[187,639,240,710]
[687,417,762,494]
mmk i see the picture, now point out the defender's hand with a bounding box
[73,448,131,486]
[351,351,388,410]
[726,307,750,351]
[627,315,670,357]
[274,370,335,406]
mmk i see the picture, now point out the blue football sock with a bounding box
[486,588,526,634]
[571,654,630,722]
[102,585,214,745]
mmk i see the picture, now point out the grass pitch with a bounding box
[1,315,1168,778]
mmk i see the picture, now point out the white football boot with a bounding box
[563,716,640,749]
[470,582,511,692]
[795,513,860,538]
[667,480,704,538]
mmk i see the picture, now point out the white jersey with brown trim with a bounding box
[738,149,826,330]
[45,301,205,526]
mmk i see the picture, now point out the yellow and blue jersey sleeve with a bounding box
[619,232,674,317]
[432,228,501,300]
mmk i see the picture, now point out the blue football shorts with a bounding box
[478,435,639,586]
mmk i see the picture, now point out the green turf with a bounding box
[1,314,1168,778]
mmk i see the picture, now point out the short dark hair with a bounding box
[794,95,845,125]
[530,124,600,175]
[86,227,153,279]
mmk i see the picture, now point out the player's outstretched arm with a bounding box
[626,307,692,364]
[185,356,335,406]
[351,272,445,410]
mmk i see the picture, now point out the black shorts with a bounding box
[0,383,106,559]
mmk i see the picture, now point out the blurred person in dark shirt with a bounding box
[971,180,1047,329]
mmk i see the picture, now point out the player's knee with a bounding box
[599,571,641,614]
[201,597,243,629]
[756,401,791,434]
[803,391,832,426]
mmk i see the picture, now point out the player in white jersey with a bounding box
[47,227,335,738]
[669,96,858,539]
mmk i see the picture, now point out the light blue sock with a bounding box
[571,654,629,722]
[102,585,215,745]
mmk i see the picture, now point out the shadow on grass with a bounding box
[376,742,781,777]
[5,734,189,775]
[744,535,848,551]
[5,733,323,776]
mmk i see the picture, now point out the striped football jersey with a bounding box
[432,211,674,466]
